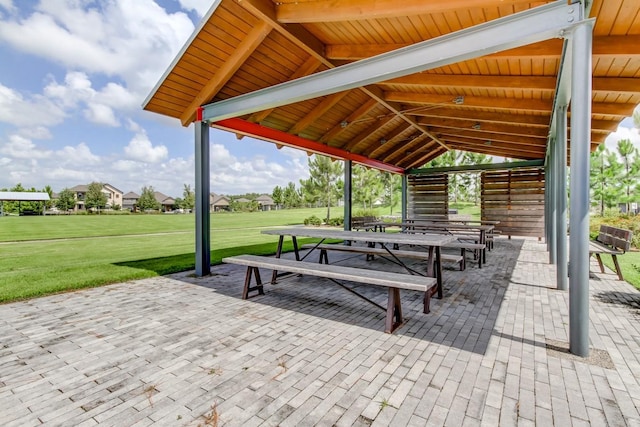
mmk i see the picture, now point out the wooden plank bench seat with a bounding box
[443,241,487,268]
[222,254,438,333]
[589,225,632,281]
[301,243,465,270]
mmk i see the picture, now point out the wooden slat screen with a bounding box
[481,168,545,238]
[407,174,449,218]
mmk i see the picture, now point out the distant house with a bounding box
[154,192,176,212]
[210,193,230,212]
[256,194,275,211]
[122,192,140,211]
[69,183,123,211]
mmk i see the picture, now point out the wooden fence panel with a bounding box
[408,174,449,218]
[481,168,545,238]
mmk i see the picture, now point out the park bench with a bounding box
[589,225,633,281]
[222,254,438,333]
[301,243,464,271]
[351,216,377,231]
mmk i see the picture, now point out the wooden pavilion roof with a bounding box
[143,0,640,173]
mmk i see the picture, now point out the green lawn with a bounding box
[0,208,332,303]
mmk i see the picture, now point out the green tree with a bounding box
[462,152,492,205]
[283,182,302,208]
[425,150,463,203]
[299,155,343,221]
[381,173,401,215]
[182,184,195,211]
[590,144,608,215]
[272,186,283,209]
[43,185,53,210]
[617,139,640,213]
[85,182,107,213]
[352,165,384,210]
[137,186,160,211]
[55,188,76,212]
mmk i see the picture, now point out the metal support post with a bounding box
[195,119,211,276]
[548,138,557,264]
[344,160,352,231]
[569,20,593,357]
[401,174,408,221]
[556,105,568,290]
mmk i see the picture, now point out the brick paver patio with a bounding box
[1,237,639,426]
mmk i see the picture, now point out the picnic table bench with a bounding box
[589,225,633,281]
[301,243,465,271]
[222,254,438,333]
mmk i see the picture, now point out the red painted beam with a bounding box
[212,118,405,174]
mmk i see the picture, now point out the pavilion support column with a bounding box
[401,174,408,221]
[548,138,557,264]
[195,118,211,277]
[569,20,593,357]
[344,160,352,231]
[544,162,550,246]
[556,105,568,290]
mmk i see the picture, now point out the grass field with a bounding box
[0,208,335,303]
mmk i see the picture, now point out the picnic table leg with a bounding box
[385,288,403,333]
[435,247,443,298]
[243,266,264,299]
[481,230,487,265]
[271,235,285,284]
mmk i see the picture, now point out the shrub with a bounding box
[325,216,344,226]
[304,215,322,226]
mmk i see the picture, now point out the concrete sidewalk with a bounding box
[1,237,639,426]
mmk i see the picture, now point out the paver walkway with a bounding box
[1,237,640,426]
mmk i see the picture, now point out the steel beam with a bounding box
[569,19,593,358]
[195,120,211,276]
[549,137,557,264]
[401,175,408,221]
[202,1,586,122]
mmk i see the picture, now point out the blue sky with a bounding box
[0,0,309,197]
[0,1,638,198]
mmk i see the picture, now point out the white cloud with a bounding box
[0,1,195,96]
[0,134,52,159]
[84,103,119,127]
[604,125,640,152]
[56,143,101,166]
[124,132,168,163]
[0,83,67,127]
[17,126,52,140]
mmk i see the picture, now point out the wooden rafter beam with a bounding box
[432,128,545,147]
[325,35,640,60]
[249,57,322,123]
[408,108,550,127]
[381,74,640,95]
[445,141,541,160]
[276,0,549,23]
[288,91,350,135]
[386,92,552,112]
[362,123,413,158]
[383,135,431,163]
[418,118,548,139]
[403,147,449,170]
[342,115,396,152]
[397,141,444,168]
[319,99,379,143]
[180,20,271,125]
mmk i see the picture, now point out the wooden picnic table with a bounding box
[399,222,494,264]
[261,227,456,293]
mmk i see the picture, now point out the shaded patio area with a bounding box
[1,237,639,426]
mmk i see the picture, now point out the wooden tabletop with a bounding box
[262,227,456,247]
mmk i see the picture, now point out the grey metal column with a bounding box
[569,20,593,357]
[195,120,211,276]
[344,160,352,231]
[544,161,550,246]
[548,137,557,264]
[556,105,568,290]
[401,174,408,221]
